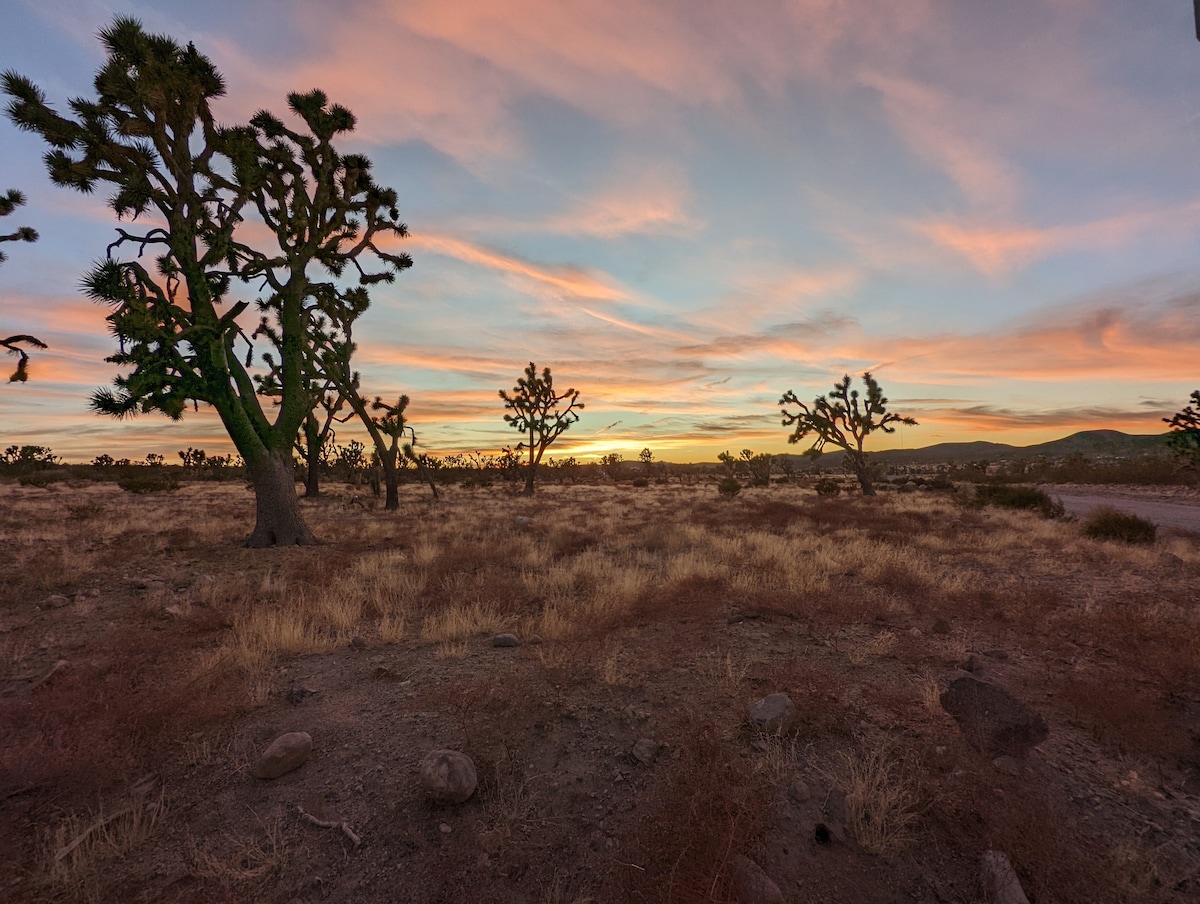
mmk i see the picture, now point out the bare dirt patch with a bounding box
[2,480,1198,903]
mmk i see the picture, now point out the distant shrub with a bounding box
[925,474,955,491]
[717,477,741,498]
[631,477,650,488]
[974,484,1064,519]
[118,472,181,494]
[1082,507,1156,545]
[17,470,64,487]
[814,478,841,497]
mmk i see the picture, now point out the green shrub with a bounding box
[974,484,1064,519]
[1082,507,1156,545]
[117,472,181,494]
[717,477,741,498]
[631,477,650,488]
[17,470,64,487]
[814,478,841,497]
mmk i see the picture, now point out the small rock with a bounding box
[526,634,543,645]
[349,636,367,650]
[41,594,70,609]
[980,850,1030,904]
[992,756,1022,776]
[962,654,980,673]
[631,738,660,766]
[731,854,785,904]
[940,677,1048,758]
[252,731,313,779]
[285,686,317,705]
[438,822,453,835]
[908,627,922,637]
[747,693,797,736]
[419,750,478,804]
[787,779,811,803]
[164,604,186,618]
[491,633,520,648]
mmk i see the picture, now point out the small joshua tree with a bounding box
[499,362,584,496]
[779,372,916,496]
[1,189,45,382]
[1165,390,1200,466]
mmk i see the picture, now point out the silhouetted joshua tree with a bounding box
[1165,390,1200,466]
[499,362,584,496]
[1,188,45,382]
[3,18,410,545]
[779,372,916,496]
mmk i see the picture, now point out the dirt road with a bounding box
[1042,485,1200,532]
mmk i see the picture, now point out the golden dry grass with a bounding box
[3,478,1199,904]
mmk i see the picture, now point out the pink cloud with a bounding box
[406,232,628,302]
[915,200,1200,276]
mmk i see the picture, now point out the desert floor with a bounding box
[1,479,1198,903]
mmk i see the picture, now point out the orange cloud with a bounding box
[407,233,628,302]
[916,201,1200,277]
[876,294,1199,384]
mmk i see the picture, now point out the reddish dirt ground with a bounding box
[1,480,1198,903]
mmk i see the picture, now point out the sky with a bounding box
[2,0,1199,464]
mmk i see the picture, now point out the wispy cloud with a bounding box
[916,200,1200,277]
[407,232,629,302]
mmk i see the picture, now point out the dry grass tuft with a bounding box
[821,743,920,858]
[45,786,166,890]
[847,629,898,666]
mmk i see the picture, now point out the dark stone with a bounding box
[419,749,478,804]
[252,731,312,779]
[940,677,1048,757]
[747,693,797,736]
[731,855,784,904]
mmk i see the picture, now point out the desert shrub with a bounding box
[17,470,66,487]
[974,484,1064,518]
[631,477,649,488]
[814,477,841,497]
[717,477,741,498]
[117,472,181,494]
[1081,507,1156,545]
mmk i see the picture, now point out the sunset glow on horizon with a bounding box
[2,2,1198,463]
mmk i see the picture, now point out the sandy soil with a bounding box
[1,479,1198,904]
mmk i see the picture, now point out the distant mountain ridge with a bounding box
[803,430,1172,467]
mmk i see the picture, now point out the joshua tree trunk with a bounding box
[244,449,316,547]
[851,449,876,496]
[523,421,538,496]
[302,414,321,498]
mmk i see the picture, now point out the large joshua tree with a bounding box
[1,188,46,382]
[499,362,584,496]
[3,18,410,545]
[779,372,916,496]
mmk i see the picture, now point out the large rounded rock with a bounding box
[731,855,785,904]
[940,677,1048,757]
[747,693,797,736]
[252,731,313,779]
[980,850,1031,904]
[419,749,478,804]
